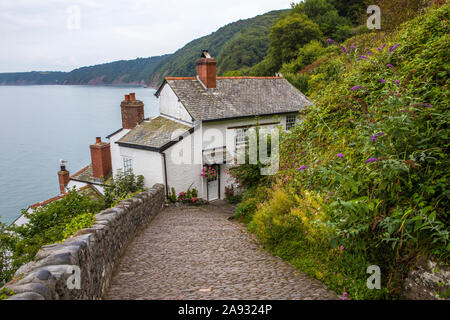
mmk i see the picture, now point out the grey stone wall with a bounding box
[402,258,450,300]
[3,184,165,300]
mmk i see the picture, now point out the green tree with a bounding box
[267,13,322,71]
[329,0,368,25]
[293,0,353,41]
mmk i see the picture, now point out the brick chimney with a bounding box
[90,137,112,179]
[121,93,144,129]
[196,50,217,89]
[58,160,70,194]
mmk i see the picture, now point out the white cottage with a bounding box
[55,51,311,202]
[104,51,312,201]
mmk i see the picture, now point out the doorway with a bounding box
[207,164,220,201]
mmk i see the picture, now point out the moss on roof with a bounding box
[71,164,113,185]
[118,116,191,149]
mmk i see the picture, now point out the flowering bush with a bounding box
[177,187,201,205]
[238,5,449,300]
[201,166,217,181]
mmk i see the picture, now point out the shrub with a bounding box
[168,187,177,204]
[0,222,14,286]
[0,288,14,300]
[225,185,242,204]
[104,169,145,208]
[234,185,269,224]
[6,188,104,278]
[239,5,449,299]
[177,185,202,205]
[62,213,96,240]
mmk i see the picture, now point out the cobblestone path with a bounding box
[105,202,338,300]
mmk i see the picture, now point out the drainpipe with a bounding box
[161,152,169,198]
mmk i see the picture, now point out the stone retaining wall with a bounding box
[3,184,165,300]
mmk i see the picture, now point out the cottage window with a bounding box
[123,156,133,173]
[235,128,248,150]
[286,115,298,130]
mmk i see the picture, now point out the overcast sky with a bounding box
[0,0,292,72]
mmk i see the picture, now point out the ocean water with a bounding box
[0,85,159,225]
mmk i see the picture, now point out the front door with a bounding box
[207,165,220,201]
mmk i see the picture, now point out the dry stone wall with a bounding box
[3,184,165,300]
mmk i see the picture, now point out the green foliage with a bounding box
[238,5,450,299]
[0,71,67,85]
[65,55,170,85]
[293,0,353,41]
[177,185,201,205]
[329,0,368,25]
[0,56,169,85]
[0,288,15,300]
[267,13,323,72]
[227,126,275,189]
[104,169,145,208]
[236,1,354,77]
[149,10,286,84]
[5,188,104,277]
[233,185,270,224]
[168,187,178,204]
[62,213,96,240]
[224,185,242,204]
[0,222,14,286]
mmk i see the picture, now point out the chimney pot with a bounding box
[124,94,130,101]
[196,51,217,89]
[90,139,112,179]
[120,96,144,130]
[96,137,102,144]
[58,164,70,194]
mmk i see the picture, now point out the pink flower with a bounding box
[340,245,344,251]
[343,292,348,297]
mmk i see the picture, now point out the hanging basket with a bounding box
[201,166,217,181]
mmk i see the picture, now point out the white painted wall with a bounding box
[163,129,205,198]
[108,129,131,178]
[158,84,193,124]
[118,146,165,189]
[107,113,297,201]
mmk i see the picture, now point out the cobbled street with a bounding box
[105,201,338,300]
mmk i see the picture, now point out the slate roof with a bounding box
[156,77,312,121]
[117,116,191,151]
[70,164,113,185]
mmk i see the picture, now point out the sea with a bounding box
[0,85,159,225]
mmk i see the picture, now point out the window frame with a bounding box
[286,115,298,131]
[122,156,133,173]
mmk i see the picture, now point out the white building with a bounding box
[105,51,312,201]
[52,50,312,203]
